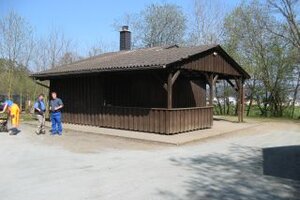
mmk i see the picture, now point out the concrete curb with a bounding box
[23,120,262,146]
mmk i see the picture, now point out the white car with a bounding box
[211,97,237,105]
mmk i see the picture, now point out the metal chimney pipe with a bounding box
[120,26,131,51]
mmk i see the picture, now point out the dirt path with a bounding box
[0,120,299,200]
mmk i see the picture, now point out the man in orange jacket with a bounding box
[0,99,20,135]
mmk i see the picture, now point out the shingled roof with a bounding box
[32,44,250,79]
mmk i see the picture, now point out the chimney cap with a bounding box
[121,25,130,31]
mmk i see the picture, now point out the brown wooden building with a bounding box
[32,27,250,134]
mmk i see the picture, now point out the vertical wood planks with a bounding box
[182,52,240,76]
[82,105,213,134]
[154,110,159,133]
[52,74,214,134]
[149,109,154,133]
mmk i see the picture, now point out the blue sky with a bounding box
[0,0,241,54]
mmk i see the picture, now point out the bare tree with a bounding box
[112,13,141,48]
[87,39,116,57]
[267,0,300,49]
[138,3,186,47]
[88,46,103,57]
[224,1,295,117]
[58,52,81,65]
[33,28,75,71]
[114,3,186,48]
[32,38,49,72]
[267,0,300,118]
[0,11,34,98]
[47,29,73,68]
[188,0,227,45]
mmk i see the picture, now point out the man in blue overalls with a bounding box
[49,92,64,135]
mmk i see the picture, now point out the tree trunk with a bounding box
[215,85,223,115]
[20,92,23,111]
[291,69,300,118]
[226,97,230,115]
[223,81,226,115]
[246,96,253,116]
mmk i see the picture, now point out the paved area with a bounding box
[0,120,300,200]
[24,119,260,145]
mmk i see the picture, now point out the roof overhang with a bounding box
[31,44,250,81]
[30,65,164,80]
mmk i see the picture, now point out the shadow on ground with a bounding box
[158,144,300,200]
[213,117,239,123]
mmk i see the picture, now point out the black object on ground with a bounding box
[263,145,300,181]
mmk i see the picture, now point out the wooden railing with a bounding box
[63,106,213,134]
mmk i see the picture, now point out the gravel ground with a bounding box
[0,120,299,200]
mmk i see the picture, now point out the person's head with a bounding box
[38,94,44,101]
[4,99,13,107]
[51,92,57,99]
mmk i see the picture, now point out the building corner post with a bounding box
[167,72,173,109]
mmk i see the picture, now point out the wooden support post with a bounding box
[213,75,219,86]
[209,75,213,106]
[204,73,218,106]
[235,77,243,122]
[167,72,173,109]
[225,79,238,91]
[171,70,181,85]
[226,77,245,122]
[210,74,214,126]
[241,79,245,122]
[166,70,180,109]
[204,73,218,126]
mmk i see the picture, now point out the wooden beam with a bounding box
[225,79,238,91]
[35,81,49,88]
[234,77,240,90]
[167,72,173,109]
[171,70,181,85]
[213,74,219,85]
[204,73,211,86]
[163,83,168,91]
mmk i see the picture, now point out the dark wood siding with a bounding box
[50,76,104,125]
[103,72,167,108]
[49,70,211,134]
[181,51,240,76]
[93,106,212,134]
[173,77,206,108]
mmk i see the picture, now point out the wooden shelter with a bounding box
[32,43,250,134]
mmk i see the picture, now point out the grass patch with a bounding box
[214,105,300,120]
[21,113,35,121]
